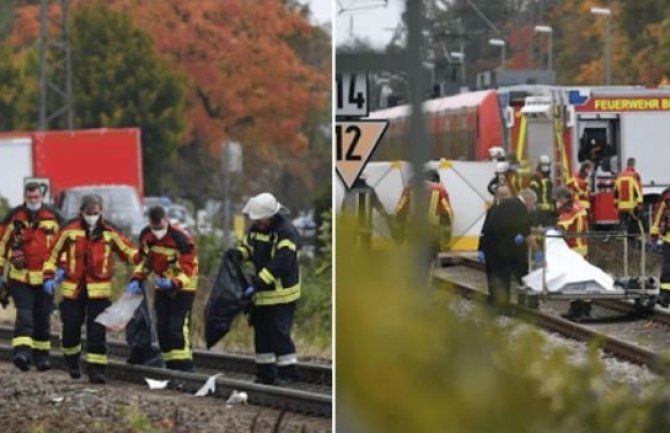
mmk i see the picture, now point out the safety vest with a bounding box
[557,200,589,256]
[133,225,199,292]
[395,182,453,226]
[529,172,554,212]
[43,219,140,299]
[566,173,590,210]
[614,170,642,211]
[651,188,670,243]
[237,214,300,306]
[0,205,61,285]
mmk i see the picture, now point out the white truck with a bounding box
[0,135,33,207]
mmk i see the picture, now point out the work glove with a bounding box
[477,251,485,263]
[513,233,525,246]
[534,251,545,266]
[126,280,142,295]
[43,279,55,296]
[55,267,66,284]
[242,285,255,300]
[155,277,175,291]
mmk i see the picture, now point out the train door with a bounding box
[575,115,621,227]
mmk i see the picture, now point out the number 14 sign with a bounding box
[335,73,388,190]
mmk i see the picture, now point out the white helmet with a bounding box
[488,146,505,160]
[243,192,288,220]
[496,161,510,173]
[539,155,551,165]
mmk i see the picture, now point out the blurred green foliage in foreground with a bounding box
[336,218,670,433]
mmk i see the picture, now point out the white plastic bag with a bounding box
[95,293,143,331]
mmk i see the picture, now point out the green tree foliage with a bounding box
[69,5,188,194]
[0,43,23,131]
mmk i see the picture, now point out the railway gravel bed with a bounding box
[434,265,669,389]
[0,362,331,433]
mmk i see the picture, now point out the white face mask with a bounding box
[151,228,168,240]
[83,214,101,227]
[26,202,42,211]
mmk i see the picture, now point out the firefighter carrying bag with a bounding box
[204,252,251,349]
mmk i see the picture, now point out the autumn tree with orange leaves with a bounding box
[5,0,330,209]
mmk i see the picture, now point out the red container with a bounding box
[32,128,143,202]
[591,191,619,225]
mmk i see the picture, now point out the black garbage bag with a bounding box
[125,281,164,367]
[205,252,251,349]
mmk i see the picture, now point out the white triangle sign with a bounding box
[335,120,388,189]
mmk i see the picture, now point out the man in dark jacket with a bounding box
[479,189,539,305]
[228,192,301,385]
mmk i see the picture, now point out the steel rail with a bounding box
[0,344,332,417]
[0,325,331,387]
[432,267,670,376]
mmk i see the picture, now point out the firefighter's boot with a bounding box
[33,350,51,372]
[88,365,106,384]
[65,355,81,379]
[12,351,31,372]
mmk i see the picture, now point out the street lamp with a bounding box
[534,25,553,71]
[590,6,612,85]
[488,38,506,70]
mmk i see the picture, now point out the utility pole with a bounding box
[39,0,73,131]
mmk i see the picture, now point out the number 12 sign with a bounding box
[335,120,388,189]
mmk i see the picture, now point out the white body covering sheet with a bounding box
[522,229,615,293]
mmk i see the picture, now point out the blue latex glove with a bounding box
[126,280,142,295]
[513,233,525,246]
[534,251,544,265]
[243,285,255,299]
[155,277,174,290]
[477,251,485,263]
[55,267,66,284]
[43,279,55,296]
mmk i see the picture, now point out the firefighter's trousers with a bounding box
[155,290,194,371]
[60,293,110,374]
[659,243,670,303]
[9,282,51,362]
[252,301,298,384]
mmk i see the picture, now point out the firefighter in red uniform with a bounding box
[0,182,62,371]
[614,157,643,236]
[43,195,140,383]
[566,161,592,214]
[395,169,454,254]
[554,186,591,319]
[529,155,555,227]
[127,206,198,371]
[650,187,670,307]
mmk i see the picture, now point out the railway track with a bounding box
[432,258,670,376]
[0,326,332,417]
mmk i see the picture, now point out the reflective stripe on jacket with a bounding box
[237,214,300,306]
[133,225,198,292]
[651,188,670,243]
[0,205,61,285]
[529,172,554,212]
[43,219,140,299]
[557,201,589,256]
[614,171,642,211]
[566,174,590,210]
